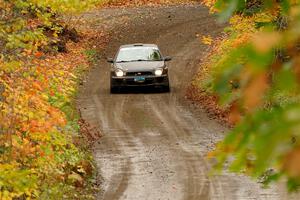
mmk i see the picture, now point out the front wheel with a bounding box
[110,86,118,94]
[162,77,170,92]
[163,85,170,92]
[110,78,119,94]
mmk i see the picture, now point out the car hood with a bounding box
[115,61,165,72]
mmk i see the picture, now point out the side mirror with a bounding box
[164,56,172,61]
[107,58,114,63]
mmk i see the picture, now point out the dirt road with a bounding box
[78,4,298,200]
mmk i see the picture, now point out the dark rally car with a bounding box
[107,44,171,93]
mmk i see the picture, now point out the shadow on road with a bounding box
[111,86,170,94]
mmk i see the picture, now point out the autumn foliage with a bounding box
[0,0,105,199]
[193,0,300,191]
[102,0,195,7]
[1,0,198,198]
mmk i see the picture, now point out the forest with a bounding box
[1,0,300,199]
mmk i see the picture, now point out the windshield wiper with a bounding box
[129,59,148,62]
[116,60,130,63]
[116,59,162,63]
[130,59,163,62]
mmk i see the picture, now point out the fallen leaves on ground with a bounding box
[101,0,198,8]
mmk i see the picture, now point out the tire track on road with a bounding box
[78,4,298,200]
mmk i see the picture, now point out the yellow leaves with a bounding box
[102,0,193,8]
[0,163,38,200]
[231,33,252,48]
[201,35,213,45]
[2,60,23,73]
[290,5,300,17]
[69,72,77,79]
[41,93,49,101]
[0,1,100,198]
[0,32,88,197]
[229,13,273,34]
[229,15,254,32]
[29,132,51,142]
[30,0,100,14]
[201,0,218,13]
[252,12,274,24]
[225,12,276,50]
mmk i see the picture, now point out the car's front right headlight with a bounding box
[115,69,124,77]
[154,68,163,76]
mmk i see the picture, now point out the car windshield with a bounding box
[116,47,162,62]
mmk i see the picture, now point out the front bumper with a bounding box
[111,74,169,87]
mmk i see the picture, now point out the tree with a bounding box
[0,0,101,199]
[204,0,300,191]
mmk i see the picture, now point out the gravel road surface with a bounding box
[78,4,299,200]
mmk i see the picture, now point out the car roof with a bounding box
[120,43,158,49]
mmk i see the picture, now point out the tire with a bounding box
[162,77,170,92]
[110,86,118,94]
[163,85,170,92]
[110,78,118,94]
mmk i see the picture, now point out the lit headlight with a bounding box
[115,69,124,77]
[154,69,163,76]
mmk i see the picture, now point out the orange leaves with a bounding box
[231,33,251,48]
[201,0,218,13]
[252,32,281,53]
[34,51,44,58]
[283,147,300,178]
[243,71,269,110]
[32,81,43,91]
[0,47,90,199]
[229,101,241,124]
[0,25,90,197]
[10,135,41,161]
[0,1,103,198]
[27,120,52,134]
[47,106,67,126]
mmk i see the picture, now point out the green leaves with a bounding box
[0,164,38,199]
[29,0,101,14]
[0,0,103,59]
[274,62,298,91]
[215,0,245,21]
[201,0,300,191]
[218,104,300,175]
[0,0,100,199]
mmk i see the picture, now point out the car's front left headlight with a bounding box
[154,68,163,76]
[115,69,124,77]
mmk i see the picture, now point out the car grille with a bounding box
[126,71,153,76]
[126,78,154,85]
